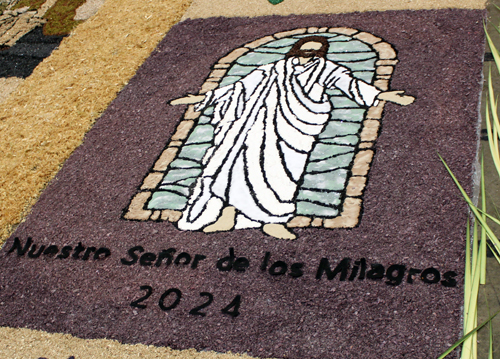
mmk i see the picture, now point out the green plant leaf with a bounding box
[438,155,500,253]
[481,156,487,285]
[438,308,500,359]
[488,242,500,265]
[486,71,500,178]
[268,0,285,4]
[465,218,471,318]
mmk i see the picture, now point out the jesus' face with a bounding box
[297,41,323,64]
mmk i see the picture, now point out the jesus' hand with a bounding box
[170,94,206,105]
[377,91,415,106]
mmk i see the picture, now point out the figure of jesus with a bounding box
[170,36,414,239]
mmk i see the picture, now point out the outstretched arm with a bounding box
[170,94,206,105]
[377,90,415,106]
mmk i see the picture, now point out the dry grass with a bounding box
[12,0,46,11]
[0,0,192,246]
[43,0,86,35]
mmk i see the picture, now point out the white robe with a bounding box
[177,57,380,230]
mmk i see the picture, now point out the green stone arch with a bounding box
[124,27,397,228]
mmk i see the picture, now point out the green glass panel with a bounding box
[328,40,372,53]
[321,135,359,146]
[254,46,292,54]
[330,108,366,122]
[147,191,187,210]
[219,76,242,87]
[178,144,211,161]
[177,178,197,187]
[325,89,343,96]
[329,96,359,108]
[161,168,202,184]
[318,121,361,138]
[262,37,298,48]
[327,52,376,62]
[339,58,376,72]
[296,201,339,217]
[302,169,349,191]
[169,159,201,169]
[308,143,354,161]
[185,124,214,144]
[227,64,257,76]
[236,52,285,66]
[306,153,354,173]
[352,71,374,82]
[327,35,352,42]
[198,115,212,124]
[157,184,191,197]
[297,190,342,206]
[203,106,214,116]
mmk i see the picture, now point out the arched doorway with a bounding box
[124,26,397,229]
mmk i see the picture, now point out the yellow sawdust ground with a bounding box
[0,0,192,246]
[0,326,262,359]
[182,0,487,20]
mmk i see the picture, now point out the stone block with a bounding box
[376,66,394,75]
[311,218,323,227]
[213,63,230,69]
[354,32,382,45]
[140,172,164,190]
[367,102,385,119]
[373,79,389,91]
[209,69,227,78]
[184,105,201,120]
[150,210,161,221]
[323,198,361,228]
[218,47,249,64]
[153,147,178,171]
[351,150,374,176]
[328,27,358,36]
[169,140,183,147]
[307,27,319,33]
[161,209,182,222]
[346,176,367,197]
[274,28,306,39]
[360,119,380,142]
[200,81,219,94]
[376,59,398,66]
[287,216,311,228]
[171,120,195,141]
[373,42,397,60]
[124,192,152,221]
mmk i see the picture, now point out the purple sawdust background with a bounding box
[0,9,485,359]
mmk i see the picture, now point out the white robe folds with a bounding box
[177,56,381,230]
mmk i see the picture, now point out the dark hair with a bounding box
[285,36,329,59]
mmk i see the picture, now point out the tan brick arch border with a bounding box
[124,26,398,229]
